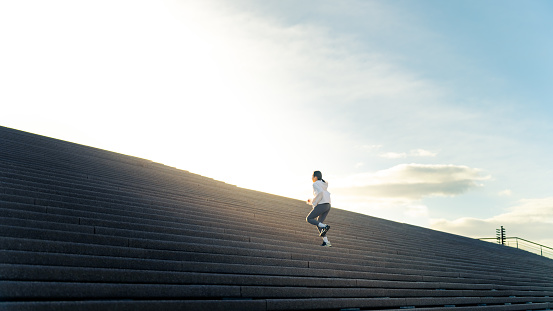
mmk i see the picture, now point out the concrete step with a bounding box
[2,279,551,309]
[384,303,551,311]
[2,126,553,310]
[0,249,436,285]
[0,237,513,291]
[0,225,534,285]
[1,163,500,249]
[11,263,546,296]
[3,237,552,291]
[0,263,358,288]
[0,178,494,247]
[0,161,278,209]
[1,299,551,311]
[384,304,553,311]
[1,204,550,282]
[2,201,548,280]
[0,278,513,300]
[3,300,550,311]
[1,281,241,300]
[0,300,267,311]
[0,179,544,272]
[0,161,540,260]
[267,297,552,311]
[0,195,536,276]
[0,173,544,270]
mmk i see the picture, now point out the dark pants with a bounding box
[306,203,331,235]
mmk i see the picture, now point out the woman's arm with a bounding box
[311,182,324,206]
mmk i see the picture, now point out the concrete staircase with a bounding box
[1,125,552,311]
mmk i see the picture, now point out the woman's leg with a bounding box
[316,207,331,235]
[306,203,331,226]
[317,207,330,224]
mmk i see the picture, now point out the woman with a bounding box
[306,170,332,247]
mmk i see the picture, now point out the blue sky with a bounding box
[1,0,552,247]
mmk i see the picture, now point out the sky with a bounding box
[1,0,553,248]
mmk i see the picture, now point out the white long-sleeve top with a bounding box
[311,180,331,207]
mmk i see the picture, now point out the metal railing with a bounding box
[479,237,553,259]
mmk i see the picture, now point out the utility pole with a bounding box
[496,226,506,245]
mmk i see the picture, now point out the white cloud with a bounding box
[498,189,512,196]
[493,198,553,224]
[409,149,437,157]
[334,163,489,199]
[431,197,553,248]
[380,152,407,159]
[379,149,437,159]
[332,196,431,228]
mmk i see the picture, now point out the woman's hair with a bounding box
[313,171,326,183]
